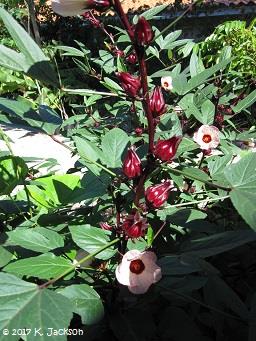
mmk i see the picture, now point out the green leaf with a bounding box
[189,52,205,77]
[201,99,215,125]
[0,156,28,195]
[204,275,248,319]
[179,167,209,182]
[69,225,116,260]
[0,246,13,267]
[0,273,73,341]
[116,55,127,72]
[232,89,256,113]
[185,103,203,123]
[28,174,82,208]
[159,208,207,224]
[161,30,182,49]
[159,255,201,275]
[176,137,198,156]
[5,227,64,253]
[59,284,104,325]
[160,275,207,294]
[127,238,147,252]
[0,8,58,86]
[0,98,61,134]
[0,8,45,65]
[63,88,117,97]
[218,45,232,63]
[249,293,256,341]
[172,74,189,95]
[74,135,103,175]
[102,77,123,92]
[56,45,85,57]
[207,154,233,177]
[164,39,192,51]
[184,59,231,94]
[179,41,195,58]
[224,153,256,229]
[4,253,72,280]
[139,4,168,21]
[0,45,27,71]
[158,307,210,341]
[101,128,129,168]
[181,230,256,258]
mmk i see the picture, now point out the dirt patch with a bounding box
[111,0,255,13]
[120,0,180,13]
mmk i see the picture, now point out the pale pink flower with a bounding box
[51,0,87,16]
[115,250,162,294]
[193,125,220,150]
[161,76,173,91]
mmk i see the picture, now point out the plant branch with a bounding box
[50,135,116,177]
[157,285,246,322]
[135,49,155,153]
[164,195,230,209]
[39,237,120,289]
[113,0,156,206]
[111,0,134,40]
[164,166,232,192]
[25,0,41,46]
[151,0,201,44]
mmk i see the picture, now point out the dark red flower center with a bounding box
[163,81,169,88]
[202,134,212,143]
[129,259,145,274]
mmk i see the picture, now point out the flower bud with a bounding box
[115,49,125,57]
[82,12,101,27]
[122,211,148,238]
[134,16,154,46]
[126,53,137,64]
[52,0,110,17]
[214,112,224,128]
[135,127,143,136]
[149,86,167,118]
[117,72,141,98]
[145,180,173,208]
[154,136,181,162]
[122,146,142,178]
[99,222,112,230]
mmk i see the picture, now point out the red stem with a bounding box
[136,50,155,153]
[113,0,156,206]
[111,0,134,39]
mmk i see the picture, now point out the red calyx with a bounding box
[122,146,142,179]
[82,12,101,27]
[149,86,167,118]
[145,180,173,208]
[117,72,141,98]
[135,127,143,136]
[99,222,112,230]
[88,0,110,11]
[134,16,154,46]
[122,211,148,238]
[154,136,181,162]
[115,49,125,57]
[126,53,137,64]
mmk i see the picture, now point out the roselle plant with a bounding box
[0,1,256,340]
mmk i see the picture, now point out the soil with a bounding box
[108,0,255,14]
[119,0,189,13]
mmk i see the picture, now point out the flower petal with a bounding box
[115,262,131,286]
[52,0,87,16]
[129,269,154,293]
